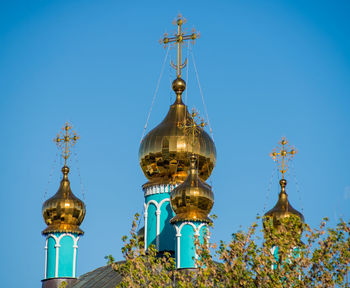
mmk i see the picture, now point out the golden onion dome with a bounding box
[42,166,86,235]
[170,155,214,223]
[139,78,216,186]
[264,179,304,232]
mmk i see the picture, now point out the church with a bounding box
[40,16,304,288]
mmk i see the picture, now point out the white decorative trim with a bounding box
[48,233,59,243]
[144,203,148,249]
[270,246,277,255]
[178,221,197,234]
[46,233,79,278]
[145,200,158,211]
[72,236,79,277]
[270,246,277,270]
[174,224,182,269]
[158,198,170,209]
[57,233,79,245]
[176,229,182,269]
[55,243,60,277]
[145,201,157,250]
[145,197,171,250]
[143,183,177,197]
[44,238,48,278]
[156,209,161,250]
[173,222,210,269]
[46,234,59,278]
[197,223,207,233]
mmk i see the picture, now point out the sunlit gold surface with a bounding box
[139,80,216,186]
[264,179,304,231]
[140,16,215,186]
[170,155,213,223]
[42,166,86,235]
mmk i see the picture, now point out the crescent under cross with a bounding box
[161,14,199,78]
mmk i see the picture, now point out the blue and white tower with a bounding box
[138,15,216,254]
[42,123,86,288]
[263,138,304,269]
[170,155,214,269]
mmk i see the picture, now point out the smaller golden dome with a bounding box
[170,155,214,223]
[42,166,86,235]
[264,179,304,232]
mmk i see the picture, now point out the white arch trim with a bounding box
[174,222,210,269]
[144,198,171,250]
[178,222,197,234]
[46,233,80,278]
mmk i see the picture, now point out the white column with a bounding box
[156,209,161,250]
[44,239,48,279]
[176,232,181,269]
[206,230,210,249]
[72,243,78,277]
[144,210,148,249]
[54,243,60,277]
[194,229,200,268]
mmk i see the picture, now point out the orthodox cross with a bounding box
[161,14,199,78]
[54,122,79,167]
[178,108,206,153]
[270,137,297,179]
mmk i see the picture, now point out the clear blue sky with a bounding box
[0,1,349,287]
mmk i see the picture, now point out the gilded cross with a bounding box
[54,122,79,167]
[270,137,297,179]
[178,108,206,153]
[161,14,199,78]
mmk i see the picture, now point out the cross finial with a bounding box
[270,137,297,179]
[54,122,79,167]
[178,108,206,153]
[161,14,199,78]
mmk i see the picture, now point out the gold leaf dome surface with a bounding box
[264,179,304,231]
[139,78,216,186]
[42,166,86,235]
[170,155,214,223]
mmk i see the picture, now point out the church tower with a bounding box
[41,123,86,288]
[139,16,216,254]
[170,153,214,269]
[169,109,214,269]
[263,137,304,264]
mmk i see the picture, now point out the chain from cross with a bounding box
[161,14,199,78]
[270,137,297,179]
[177,108,206,153]
[54,122,79,167]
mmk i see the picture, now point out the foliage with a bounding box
[58,281,67,288]
[112,214,349,287]
[104,254,115,265]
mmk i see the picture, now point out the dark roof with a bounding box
[68,263,124,288]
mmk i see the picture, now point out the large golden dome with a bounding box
[42,166,86,235]
[170,155,214,223]
[264,179,304,231]
[139,78,216,186]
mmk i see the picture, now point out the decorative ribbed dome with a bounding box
[139,78,216,186]
[42,166,86,235]
[170,155,214,223]
[264,179,304,231]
